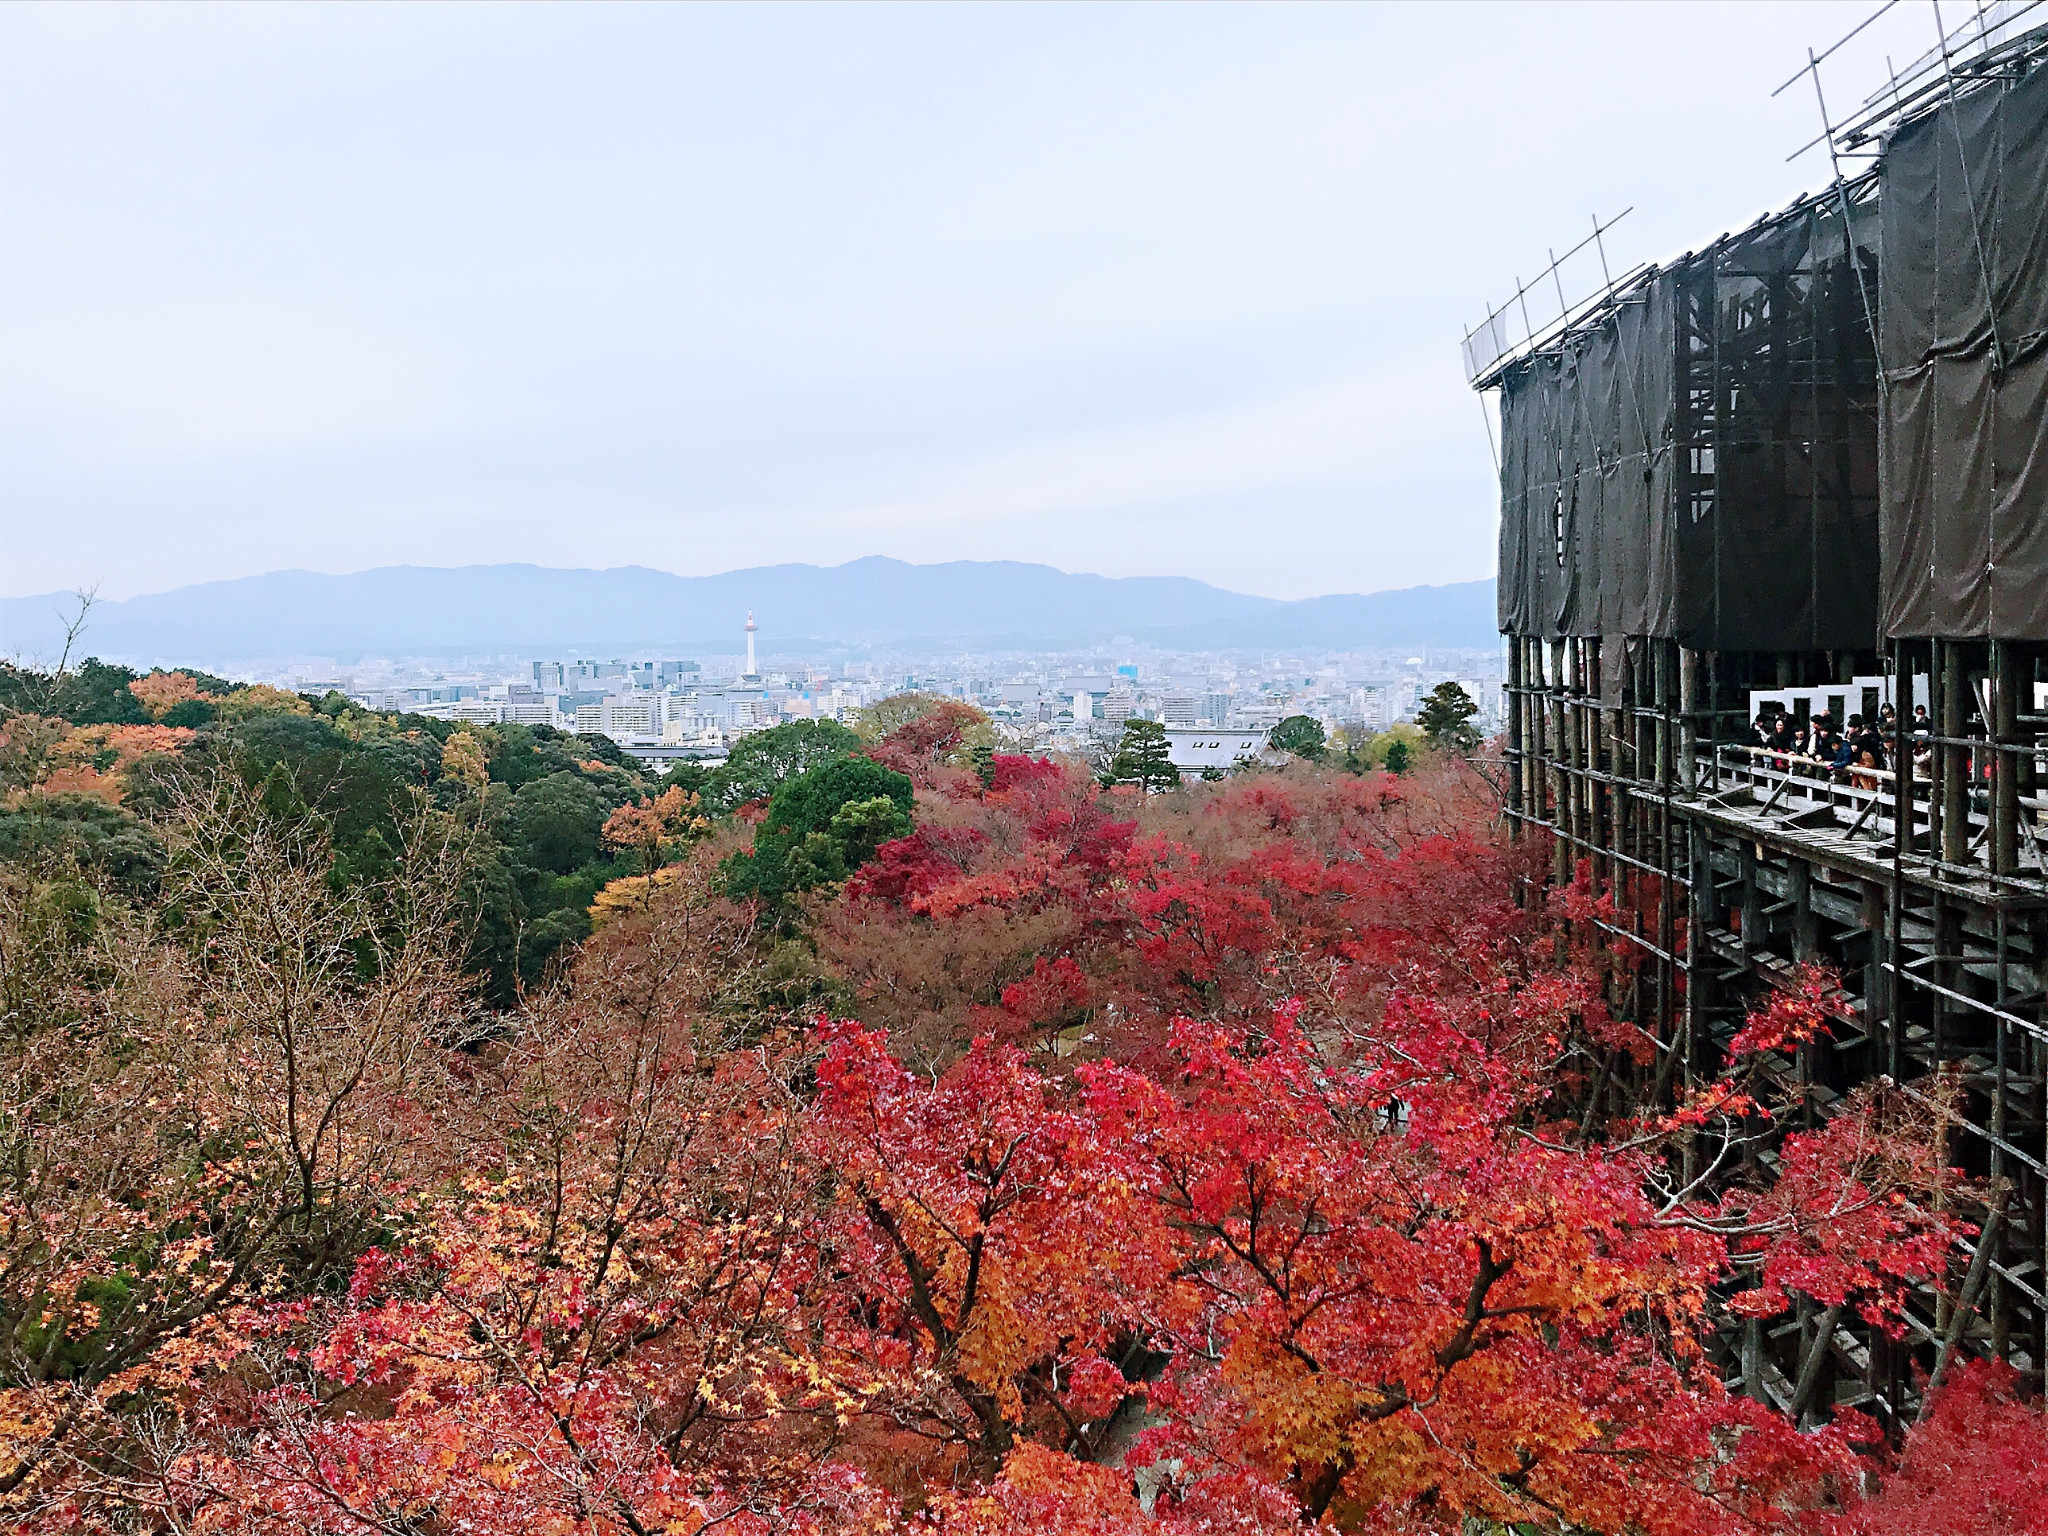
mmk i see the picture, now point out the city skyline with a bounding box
[292,625,1504,769]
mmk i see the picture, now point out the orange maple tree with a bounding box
[127,670,209,719]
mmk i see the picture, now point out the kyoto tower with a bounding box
[743,610,758,680]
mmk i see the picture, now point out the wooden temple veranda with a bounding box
[1477,21,2048,1430]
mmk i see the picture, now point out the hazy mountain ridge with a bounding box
[0,558,1499,664]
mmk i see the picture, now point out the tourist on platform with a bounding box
[1767,714,1796,768]
[1830,717,1862,773]
[1803,713,1839,768]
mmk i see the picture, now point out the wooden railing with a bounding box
[1703,742,2048,886]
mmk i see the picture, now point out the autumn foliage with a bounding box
[0,690,2033,1533]
[1838,1360,2048,1534]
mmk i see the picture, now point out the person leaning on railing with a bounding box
[1833,713,1887,788]
[1767,714,1796,769]
[1818,720,1851,770]
[1824,714,1887,779]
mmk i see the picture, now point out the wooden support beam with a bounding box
[1506,641,1525,835]
[1994,639,2019,877]
[1789,859,1817,963]
[1790,1302,1845,1424]
[1680,646,1700,795]
[1921,1181,2010,1421]
[1943,641,1969,869]
[1741,841,1764,964]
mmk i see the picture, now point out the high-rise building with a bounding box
[575,696,661,740]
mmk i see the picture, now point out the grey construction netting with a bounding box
[1497,189,1881,654]
[1880,59,2048,638]
[1496,268,1675,644]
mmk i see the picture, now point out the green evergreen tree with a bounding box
[54,659,149,726]
[1336,728,1367,775]
[703,719,862,811]
[505,772,611,875]
[1356,723,1425,773]
[160,697,218,729]
[1269,714,1327,762]
[1109,719,1180,794]
[256,762,309,826]
[722,756,914,910]
[1416,681,1482,753]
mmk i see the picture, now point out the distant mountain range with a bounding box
[0,559,1499,665]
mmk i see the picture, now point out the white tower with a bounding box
[744,611,758,679]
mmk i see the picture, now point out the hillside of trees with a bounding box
[0,656,2041,1533]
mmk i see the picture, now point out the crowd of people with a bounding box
[1742,697,2037,835]
[1744,702,1918,787]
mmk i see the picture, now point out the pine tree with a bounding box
[1417,681,1481,753]
[1269,714,1326,762]
[1109,718,1179,794]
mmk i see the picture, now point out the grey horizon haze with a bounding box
[1,2,1934,606]
[0,561,1504,665]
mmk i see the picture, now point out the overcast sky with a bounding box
[0,2,1947,601]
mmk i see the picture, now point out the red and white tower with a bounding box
[744,610,758,679]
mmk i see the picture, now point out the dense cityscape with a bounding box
[252,614,1503,772]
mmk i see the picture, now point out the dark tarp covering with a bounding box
[1497,274,1677,642]
[1879,62,2048,638]
[1498,192,1880,652]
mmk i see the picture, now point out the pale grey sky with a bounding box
[0,2,1940,601]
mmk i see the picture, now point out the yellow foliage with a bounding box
[1346,722,1425,769]
[440,730,490,792]
[602,786,706,855]
[589,866,684,929]
[214,683,311,720]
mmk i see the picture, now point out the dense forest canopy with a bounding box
[0,654,2037,1533]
